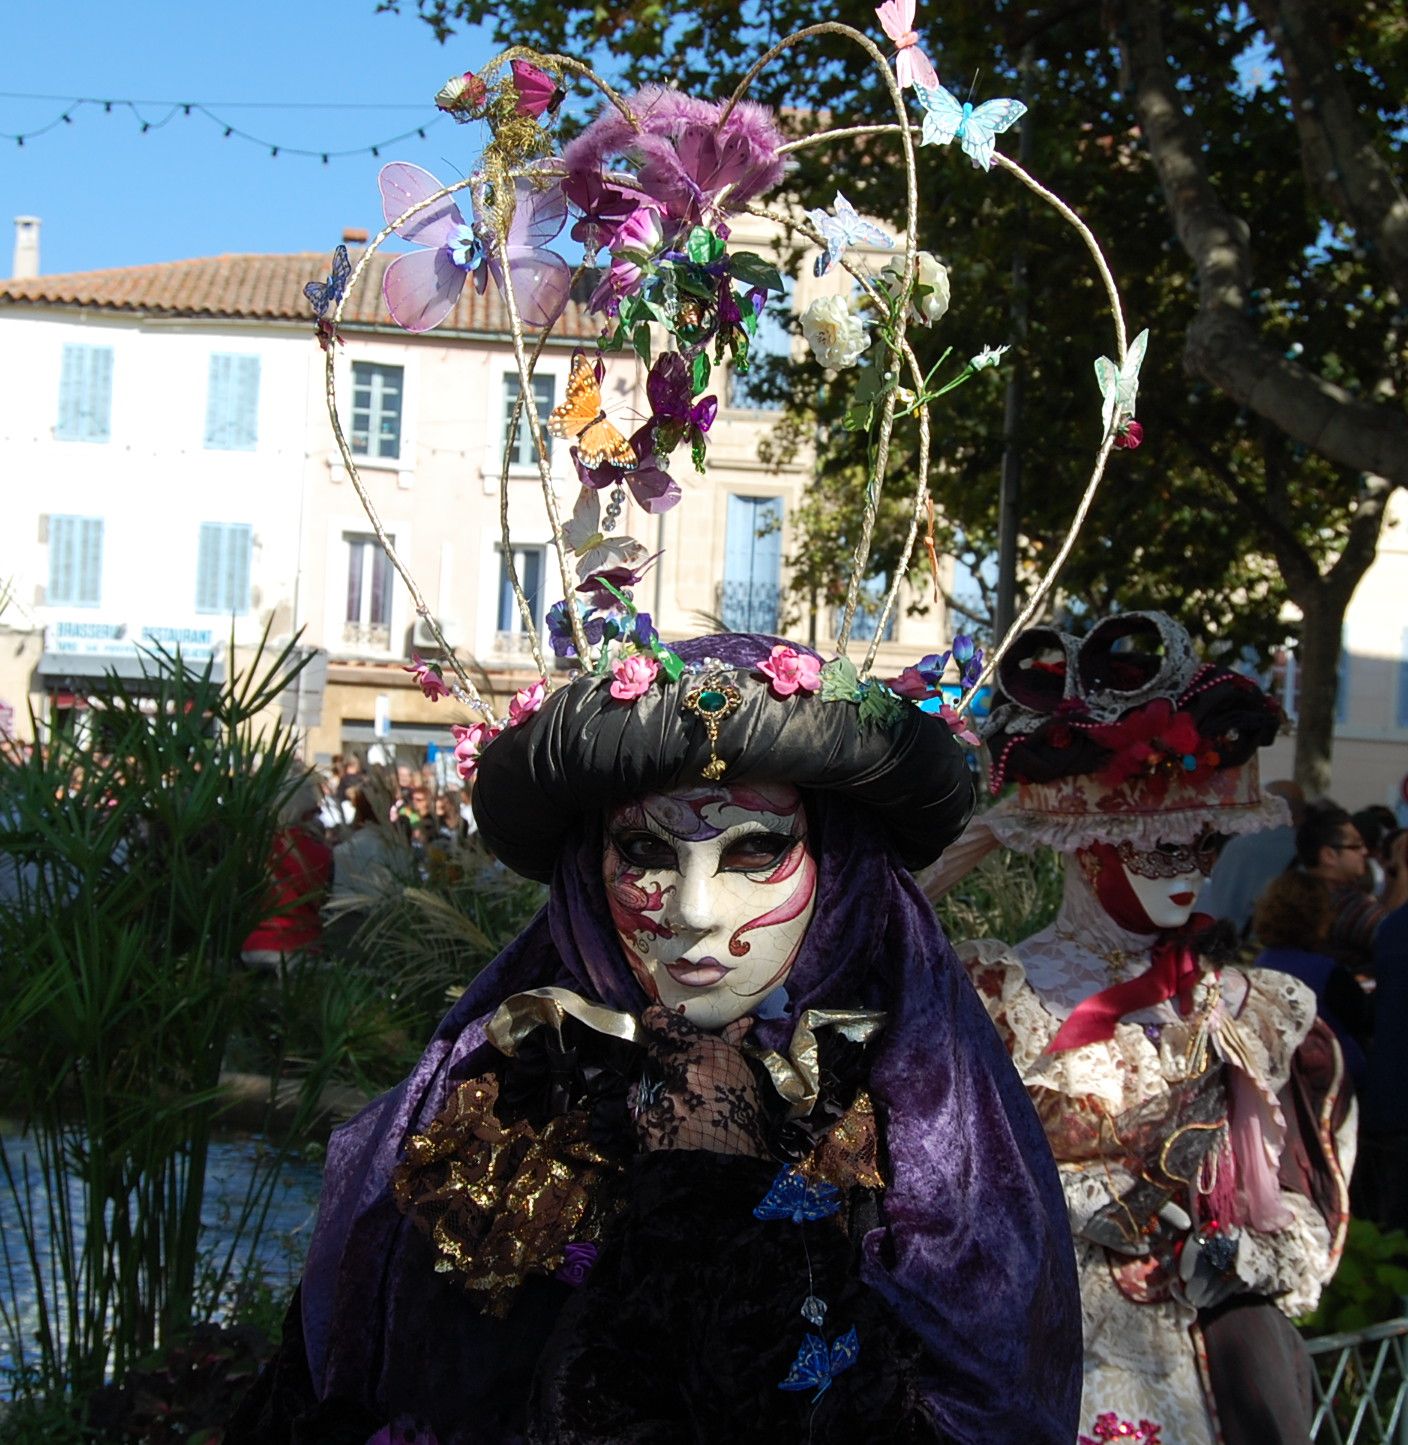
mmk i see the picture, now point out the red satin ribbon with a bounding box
[1047,924,1207,1053]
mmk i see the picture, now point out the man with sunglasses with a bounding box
[1298,804,1408,974]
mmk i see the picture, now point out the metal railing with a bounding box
[1308,1320,1408,1444]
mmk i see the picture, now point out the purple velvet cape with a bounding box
[298,797,1081,1441]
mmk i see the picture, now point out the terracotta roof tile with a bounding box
[0,251,601,341]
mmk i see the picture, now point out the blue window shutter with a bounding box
[205,355,260,450]
[77,518,103,604]
[49,516,75,602]
[49,515,103,605]
[497,547,545,632]
[196,523,252,614]
[502,372,556,468]
[1398,629,1408,729]
[722,495,782,632]
[57,345,113,441]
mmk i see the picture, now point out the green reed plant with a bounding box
[0,634,337,1410]
[933,842,1065,946]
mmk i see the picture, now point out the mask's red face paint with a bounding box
[602,782,818,1030]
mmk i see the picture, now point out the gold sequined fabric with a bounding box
[803,1090,886,1193]
[391,1076,625,1317]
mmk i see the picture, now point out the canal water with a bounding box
[0,1128,323,1391]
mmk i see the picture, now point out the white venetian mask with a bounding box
[601,781,818,1031]
[1117,839,1208,930]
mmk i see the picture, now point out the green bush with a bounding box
[0,637,343,1413]
[1300,1217,1408,1336]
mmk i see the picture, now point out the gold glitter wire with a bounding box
[322,35,1132,712]
[322,174,497,720]
[765,123,1132,704]
[720,22,921,658]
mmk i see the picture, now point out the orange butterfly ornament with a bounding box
[548,351,638,470]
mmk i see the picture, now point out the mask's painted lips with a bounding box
[1169,890,1195,906]
[664,957,732,988]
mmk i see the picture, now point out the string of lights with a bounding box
[0,91,446,161]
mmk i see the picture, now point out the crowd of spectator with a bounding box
[1199,782,1408,1233]
[240,752,479,969]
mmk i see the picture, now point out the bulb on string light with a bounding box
[271,146,279,158]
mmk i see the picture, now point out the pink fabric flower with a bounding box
[404,652,451,702]
[939,704,981,747]
[508,677,547,727]
[451,721,501,782]
[887,665,934,700]
[609,654,660,701]
[756,645,822,698]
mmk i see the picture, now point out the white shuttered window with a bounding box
[56,345,114,441]
[195,523,253,614]
[204,354,261,450]
[48,516,104,606]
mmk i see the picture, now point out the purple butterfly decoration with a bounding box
[511,59,566,120]
[645,352,717,460]
[378,162,570,333]
[563,172,643,247]
[574,422,681,514]
[304,244,351,319]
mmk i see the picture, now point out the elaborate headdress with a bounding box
[304,18,1147,803]
[977,611,1285,854]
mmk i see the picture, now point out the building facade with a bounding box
[0,215,942,764]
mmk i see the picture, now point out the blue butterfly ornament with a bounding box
[304,243,352,319]
[778,1327,861,1402]
[914,83,1027,171]
[805,192,894,277]
[753,1167,842,1224]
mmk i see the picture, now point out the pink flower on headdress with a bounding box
[609,654,660,701]
[939,703,981,747]
[403,651,451,702]
[888,666,933,700]
[756,645,821,698]
[451,720,502,782]
[508,677,547,727]
[588,202,664,312]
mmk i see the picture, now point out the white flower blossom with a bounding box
[970,343,1010,371]
[881,251,951,326]
[801,294,872,370]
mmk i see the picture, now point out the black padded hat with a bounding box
[472,634,976,881]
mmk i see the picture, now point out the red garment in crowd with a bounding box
[242,826,334,955]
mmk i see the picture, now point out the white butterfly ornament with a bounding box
[805,193,894,277]
[915,83,1027,172]
[1093,328,1149,440]
[561,487,651,584]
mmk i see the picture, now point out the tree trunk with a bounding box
[1290,592,1346,798]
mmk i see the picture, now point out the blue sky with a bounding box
[0,2,501,277]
